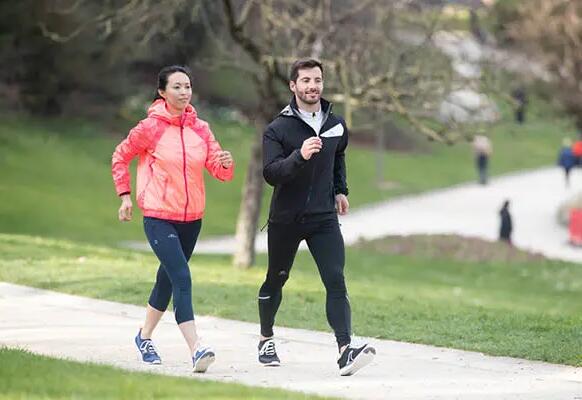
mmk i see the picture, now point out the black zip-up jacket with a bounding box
[263,97,348,224]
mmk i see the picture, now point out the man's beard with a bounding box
[298,91,321,105]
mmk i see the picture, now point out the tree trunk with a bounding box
[338,60,353,129]
[232,117,266,268]
[376,126,385,185]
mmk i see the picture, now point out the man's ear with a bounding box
[289,80,296,93]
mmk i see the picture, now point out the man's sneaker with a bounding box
[134,329,161,365]
[193,346,215,373]
[258,338,280,366]
[337,343,376,376]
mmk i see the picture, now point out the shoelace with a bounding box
[139,339,158,355]
[259,340,276,356]
[194,347,209,359]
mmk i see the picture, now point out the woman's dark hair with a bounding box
[153,65,192,101]
[289,58,323,83]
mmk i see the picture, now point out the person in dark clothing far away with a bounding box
[499,200,513,244]
[557,138,576,187]
[257,58,376,376]
[512,86,528,124]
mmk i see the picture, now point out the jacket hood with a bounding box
[147,99,198,126]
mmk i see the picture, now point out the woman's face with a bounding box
[158,72,192,113]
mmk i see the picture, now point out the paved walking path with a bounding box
[1,283,581,399]
[125,167,582,263]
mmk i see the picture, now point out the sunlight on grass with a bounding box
[1,233,580,366]
[0,95,576,245]
[0,348,329,400]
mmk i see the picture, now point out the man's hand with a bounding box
[335,194,349,215]
[118,194,132,222]
[300,137,322,160]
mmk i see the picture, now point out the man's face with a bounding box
[290,67,323,105]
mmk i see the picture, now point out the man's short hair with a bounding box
[289,58,323,82]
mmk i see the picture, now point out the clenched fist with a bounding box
[118,194,132,222]
[218,150,233,168]
[300,137,322,160]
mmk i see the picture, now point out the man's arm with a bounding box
[334,121,349,215]
[263,126,312,186]
[333,121,349,196]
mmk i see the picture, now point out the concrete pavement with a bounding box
[1,282,581,399]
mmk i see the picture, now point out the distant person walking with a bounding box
[111,65,234,372]
[512,86,528,124]
[472,135,492,185]
[557,138,576,187]
[499,200,513,244]
[257,58,375,376]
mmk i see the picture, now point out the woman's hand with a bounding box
[118,194,132,222]
[218,151,233,168]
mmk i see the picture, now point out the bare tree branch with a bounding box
[46,0,85,14]
[222,0,265,63]
[237,0,257,27]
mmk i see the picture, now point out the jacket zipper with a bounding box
[180,116,189,221]
[291,104,333,221]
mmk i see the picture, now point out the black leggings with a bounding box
[143,217,201,324]
[258,218,351,348]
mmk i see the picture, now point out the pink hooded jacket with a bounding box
[112,99,234,222]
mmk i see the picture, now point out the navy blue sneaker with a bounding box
[134,329,161,365]
[193,346,215,373]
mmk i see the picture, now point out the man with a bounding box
[257,58,376,376]
[472,134,492,185]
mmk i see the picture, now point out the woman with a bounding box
[111,65,234,373]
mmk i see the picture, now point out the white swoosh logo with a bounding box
[320,123,344,138]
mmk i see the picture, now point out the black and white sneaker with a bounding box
[337,343,376,376]
[258,338,280,366]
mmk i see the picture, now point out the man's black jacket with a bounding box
[263,97,348,224]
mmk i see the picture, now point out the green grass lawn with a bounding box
[0,348,328,400]
[0,94,576,245]
[0,115,258,246]
[1,233,580,366]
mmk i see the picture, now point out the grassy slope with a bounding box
[1,233,580,366]
[0,95,575,245]
[347,97,574,205]
[0,348,329,400]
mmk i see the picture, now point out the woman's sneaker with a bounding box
[258,338,280,366]
[337,343,376,376]
[134,329,161,365]
[193,346,215,373]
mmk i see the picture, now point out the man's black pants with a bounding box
[258,217,351,348]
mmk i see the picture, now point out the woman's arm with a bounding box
[203,123,234,182]
[111,120,155,195]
